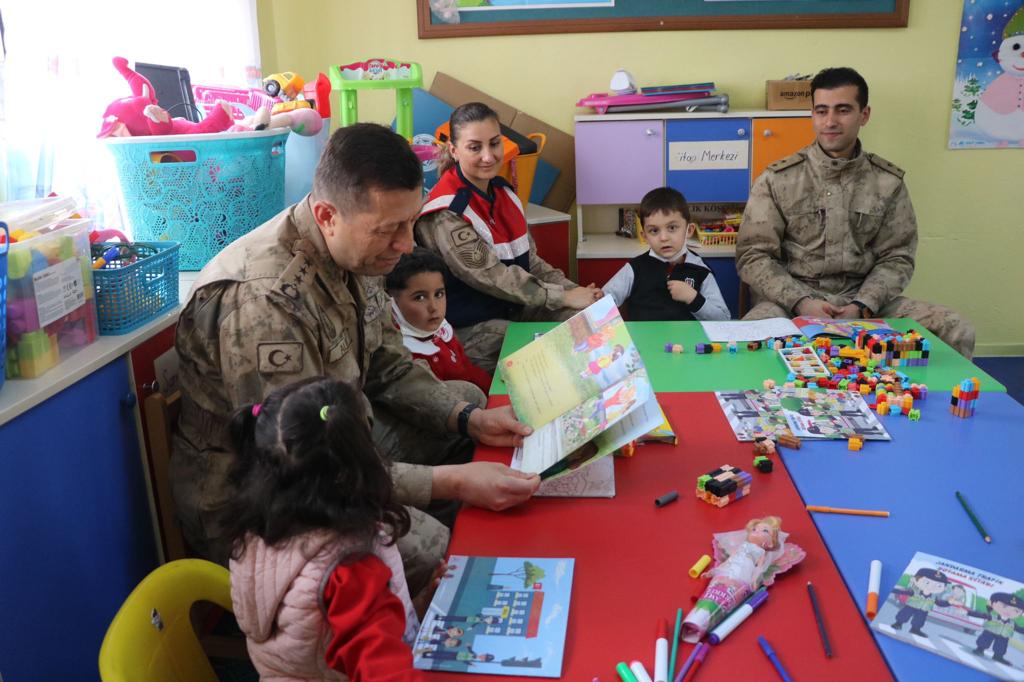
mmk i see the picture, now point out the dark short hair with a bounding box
[385,247,448,293]
[312,122,423,216]
[639,187,691,225]
[811,67,869,109]
[220,377,410,559]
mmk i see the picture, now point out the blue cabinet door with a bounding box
[666,119,751,203]
[703,256,741,320]
[0,357,157,682]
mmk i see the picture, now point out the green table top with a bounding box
[490,318,1005,395]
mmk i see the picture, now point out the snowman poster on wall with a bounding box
[949,1,1024,149]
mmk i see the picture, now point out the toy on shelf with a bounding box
[329,58,423,140]
[681,517,806,642]
[696,465,752,508]
[695,213,742,247]
[263,71,332,118]
[98,57,233,138]
[950,377,980,418]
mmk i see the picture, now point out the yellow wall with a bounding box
[258,0,1022,355]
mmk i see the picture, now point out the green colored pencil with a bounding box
[669,607,683,680]
[956,491,991,543]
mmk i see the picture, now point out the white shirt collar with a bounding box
[391,299,454,356]
[646,247,707,268]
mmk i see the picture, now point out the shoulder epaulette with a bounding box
[767,152,805,173]
[447,187,472,217]
[867,153,905,179]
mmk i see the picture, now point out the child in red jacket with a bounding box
[386,248,493,395]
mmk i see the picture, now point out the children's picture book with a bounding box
[500,297,663,480]
[514,449,615,497]
[700,318,801,342]
[716,387,891,441]
[792,316,893,340]
[413,555,575,677]
[872,552,1024,681]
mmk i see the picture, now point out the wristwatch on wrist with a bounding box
[852,300,873,319]
[457,404,479,438]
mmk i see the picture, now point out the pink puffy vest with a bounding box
[230,529,418,681]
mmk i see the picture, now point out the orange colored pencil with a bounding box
[806,505,890,518]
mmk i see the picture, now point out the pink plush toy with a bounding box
[97,57,233,138]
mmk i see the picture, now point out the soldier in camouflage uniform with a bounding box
[737,67,975,358]
[172,124,539,593]
[415,102,603,374]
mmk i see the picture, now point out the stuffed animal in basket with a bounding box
[97,57,233,138]
[228,105,324,137]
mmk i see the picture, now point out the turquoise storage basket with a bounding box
[104,129,288,270]
[92,241,180,335]
[0,222,8,392]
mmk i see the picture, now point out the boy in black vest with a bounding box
[603,187,731,321]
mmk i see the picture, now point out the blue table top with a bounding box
[779,391,1024,681]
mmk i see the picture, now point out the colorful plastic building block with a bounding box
[747,341,762,351]
[950,377,980,418]
[753,455,774,473]
[728,341,738,354]
[907,408,921,422]
[753,436,777,457]
[848,435,864,451]
[696,464,753,507]
[763,379,776,390]
[777,431,802,450]
[664,343,685,354]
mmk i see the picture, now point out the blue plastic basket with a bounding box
[0,222,8,392]
[104,129,288,271]
[92,241,180,335]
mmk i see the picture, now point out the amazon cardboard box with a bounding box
[766,80,812,110]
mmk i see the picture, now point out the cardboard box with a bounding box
[766,80,812,110]
[430,72,576,213]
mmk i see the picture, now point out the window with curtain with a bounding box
[0,0,262,233]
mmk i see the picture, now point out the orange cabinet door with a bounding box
[751,117,814,184]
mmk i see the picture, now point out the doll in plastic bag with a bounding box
[681,516,805,642]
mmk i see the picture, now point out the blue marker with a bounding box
[758,636,793,682]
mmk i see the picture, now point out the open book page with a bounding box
[499,297,640,428]
[700,318,801,342]
[716,387,891,441]
[871,552,1024,681]
[514,369,657,478]
[512,450,615,498]
[792,316,892,339]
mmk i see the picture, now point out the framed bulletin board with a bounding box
[417,0,910,38]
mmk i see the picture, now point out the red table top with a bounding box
[428,393,894,681]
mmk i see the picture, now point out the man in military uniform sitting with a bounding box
[172,124,540,592]
[737,67,975,358]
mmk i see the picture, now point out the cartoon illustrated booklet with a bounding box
[872,552,1024,681]
[499,297,663,481]
[792,316,893,340]
[413,555,575,677]
[716,387,891,441]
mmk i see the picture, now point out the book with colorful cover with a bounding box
[499,297,663,481]
[793,316,893,340]
[871,552,1024,681]
[716,387,891,441]
[413,555,575,677]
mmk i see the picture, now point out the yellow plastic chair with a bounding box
[99,559,233,682]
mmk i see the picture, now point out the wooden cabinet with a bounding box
[574,110,813,313]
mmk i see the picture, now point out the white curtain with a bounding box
[0,0,262,232]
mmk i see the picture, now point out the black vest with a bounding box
[627,252,711,321]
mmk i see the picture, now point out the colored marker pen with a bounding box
[616,661,640,682]
[654,618,669,682]
[630,660,654,682]
[758,636,793,682]
[867,559,882,620]
[708,589,768,644]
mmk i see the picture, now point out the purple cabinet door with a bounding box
[576,121,665,204]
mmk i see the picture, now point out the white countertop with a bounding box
[577,233,735,259]
[575,109,811,123]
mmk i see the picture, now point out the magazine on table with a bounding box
[716,387,891,441]
[413,555,575,677]
[792,316,893,340]
[499,297,663,481]
[871,552,1024,681]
